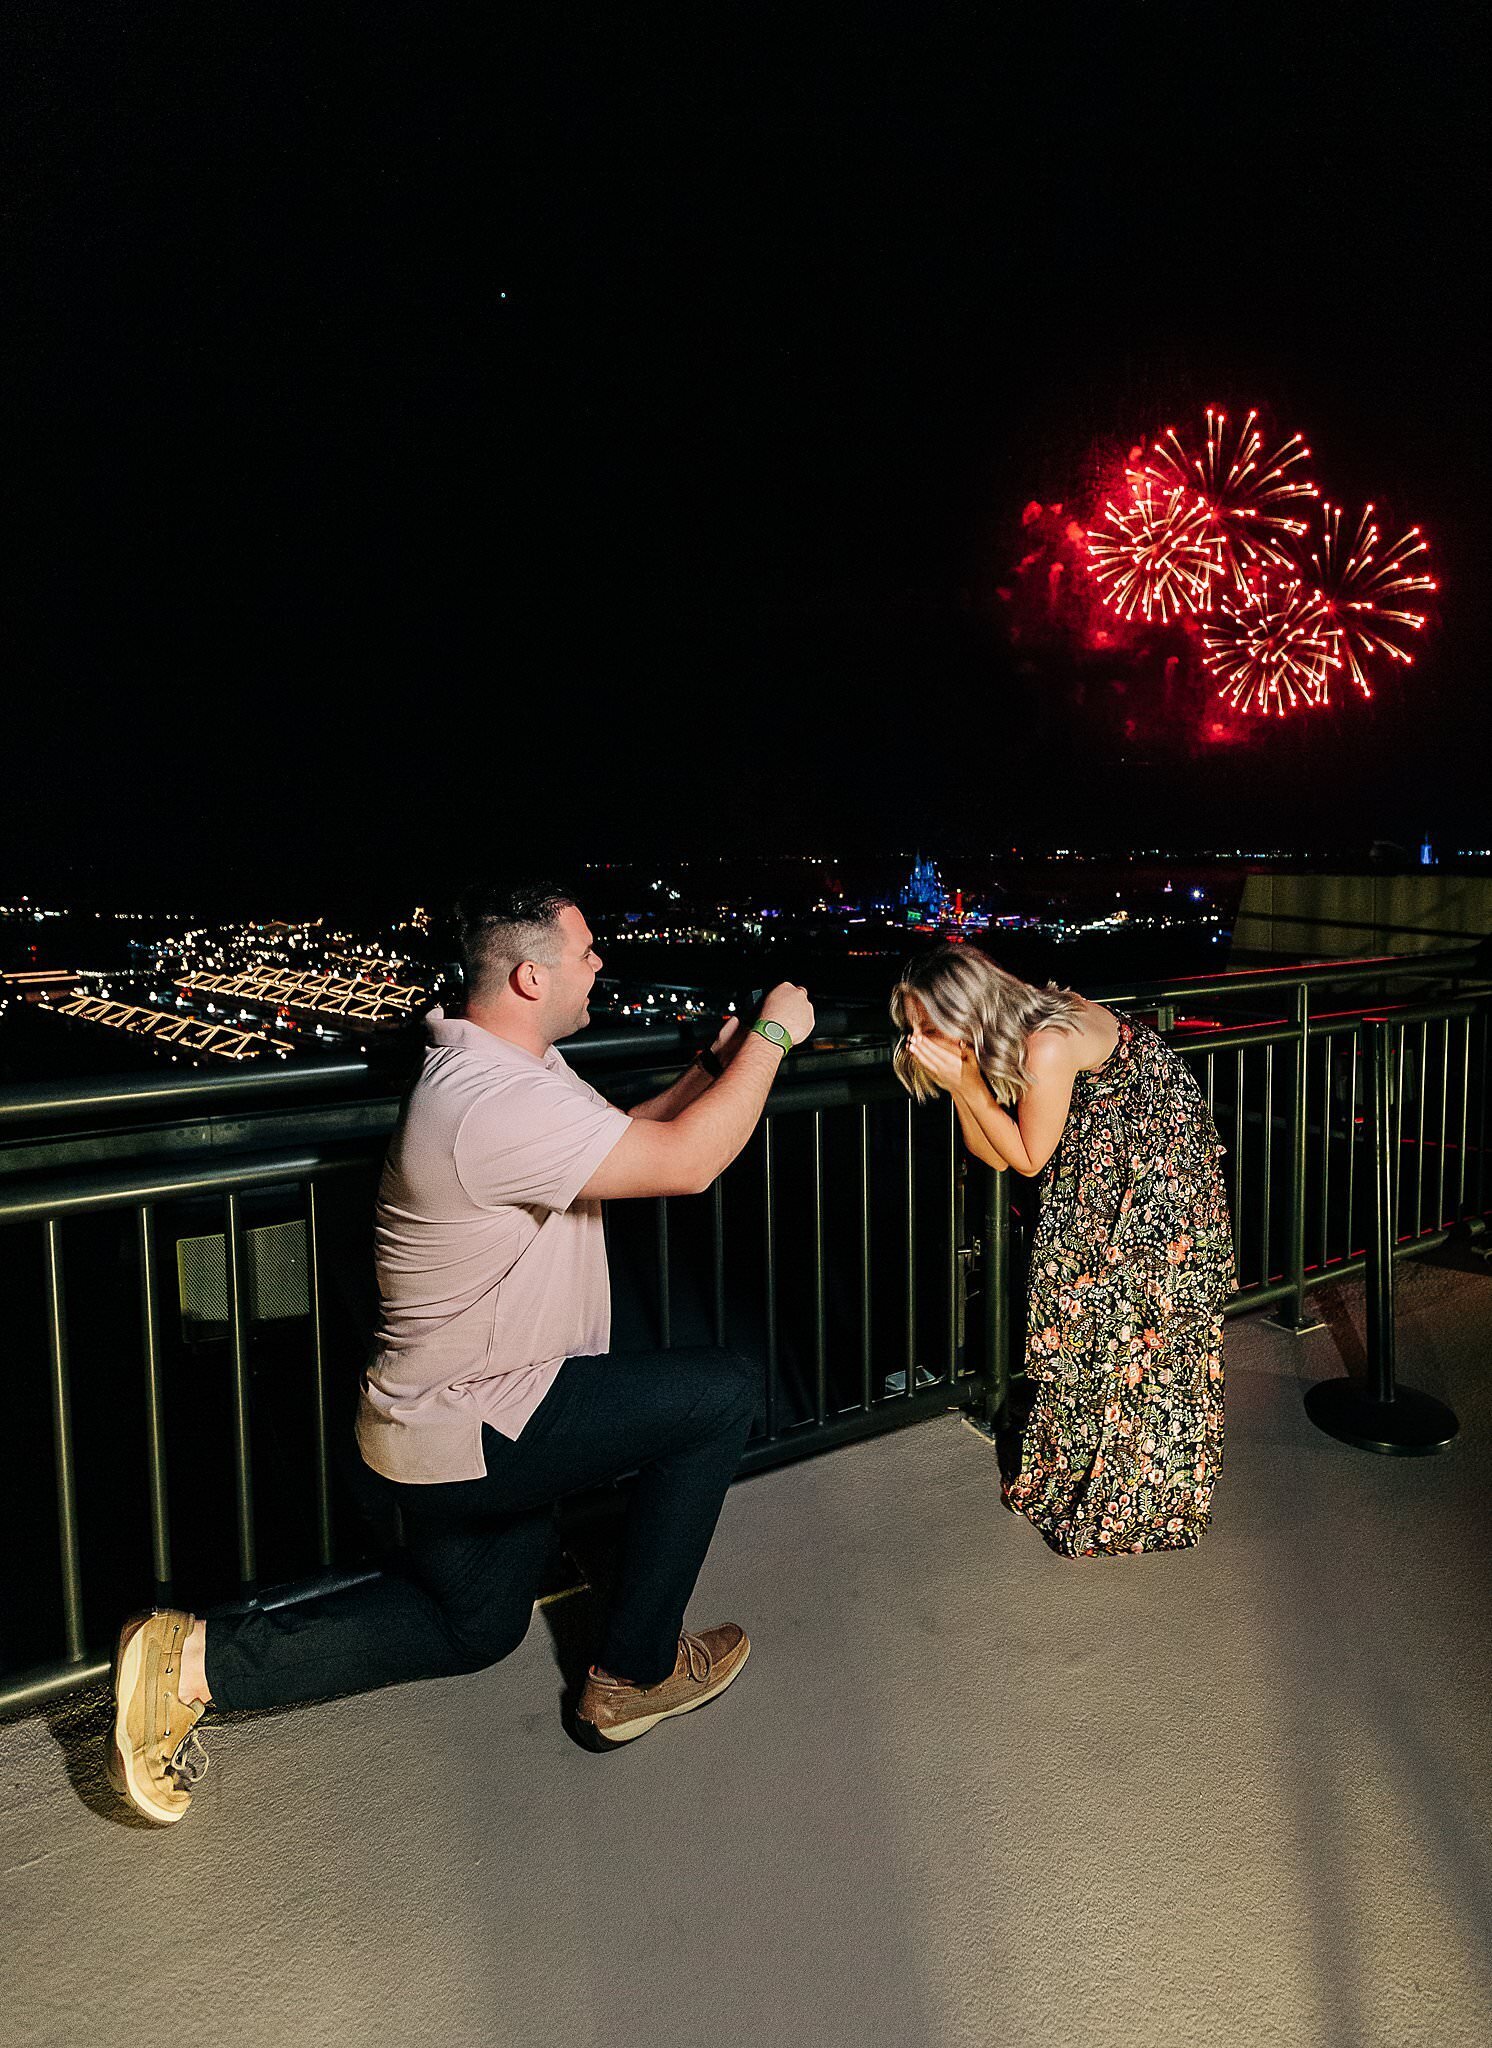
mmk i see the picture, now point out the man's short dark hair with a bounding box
[454,880,576,995]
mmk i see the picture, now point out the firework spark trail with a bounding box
[1200,568,1339,717]
[1305,501,1436,700]
[1146,407,1318,588]
[1086,473,1216,623]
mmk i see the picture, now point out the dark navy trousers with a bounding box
[206,1347,756,1708]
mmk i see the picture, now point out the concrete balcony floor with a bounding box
[5,1259,1491,2048]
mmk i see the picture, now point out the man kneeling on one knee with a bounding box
[110,880,813,1824]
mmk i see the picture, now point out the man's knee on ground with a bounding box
[708,1348,759,1431]
[441,1601,533,1674]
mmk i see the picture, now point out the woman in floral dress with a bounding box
[891,945,1233,1557]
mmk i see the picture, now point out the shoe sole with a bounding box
[108,1618,187,1826]
[575,1639,750,1751]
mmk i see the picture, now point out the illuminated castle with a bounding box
[899,853,950,923]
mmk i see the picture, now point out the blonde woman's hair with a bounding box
[890,944,1085,1106]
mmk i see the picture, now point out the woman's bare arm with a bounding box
[952,1032,1080,1178]
[907,1023,1080,1178]
[952,1088,1008,1171]
[908,1027,1028,1171]
[955,1081,1035,1173]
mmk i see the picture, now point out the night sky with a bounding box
[5,4,1487,912]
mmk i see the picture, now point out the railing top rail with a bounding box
[1363,996,1489,1029]
[0,1142,374,1225]
[0,1059,377,1126]
[11,979,1491,1221]
[2,946,1483,1134]
[1089,945,1485,1006]
[1169,990,1490,1058]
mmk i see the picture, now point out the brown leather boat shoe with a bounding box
[575,1623,750,1749]
[107,1610,210,1824]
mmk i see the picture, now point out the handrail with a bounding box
[0,1059,378,1127]
[0,1144,372,1225]
[1092,943,1483,1004]
[2,948,1484,1140]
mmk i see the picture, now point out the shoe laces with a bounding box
[679,1633,712,1684]
[164,1728,210,1791]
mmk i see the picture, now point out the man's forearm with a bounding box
[664,1033,786,1188]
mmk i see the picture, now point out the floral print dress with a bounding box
[1004,1016,1234,1557]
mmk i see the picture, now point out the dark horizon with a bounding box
[6,6,1487,905]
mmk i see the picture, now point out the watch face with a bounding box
[758,1019,787,1044]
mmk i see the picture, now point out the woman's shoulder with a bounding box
[1035,999,1113,1081]
[1026,1012,1087,1070]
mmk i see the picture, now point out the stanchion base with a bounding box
[1304,1378,1459,1455]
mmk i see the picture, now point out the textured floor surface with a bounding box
[3,1262,1490,2048]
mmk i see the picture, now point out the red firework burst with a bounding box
[1087,472,1216,623]
[1146,407,1318,587]
[1200,569,1338,718]
[1303,502,1437,701]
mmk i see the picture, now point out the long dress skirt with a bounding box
[1004,1016,1235,1556]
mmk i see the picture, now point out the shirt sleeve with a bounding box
[453,1067,631,1212]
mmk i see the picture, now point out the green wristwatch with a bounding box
[751,1018,792,1055]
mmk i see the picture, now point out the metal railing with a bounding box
[2,947,1486,1716]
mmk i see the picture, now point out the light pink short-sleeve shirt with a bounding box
[355,1009,632,1484]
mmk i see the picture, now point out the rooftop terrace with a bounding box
[5,1259,1489,2048]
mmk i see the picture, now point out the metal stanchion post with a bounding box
[1305,1018,1459,1454]
[1268,984,1325,1332]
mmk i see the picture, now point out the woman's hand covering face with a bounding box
[908,1027,974,1095]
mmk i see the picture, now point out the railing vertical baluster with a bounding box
[1455,1015,1471,1219]
[305,1180,334,1569]
[946,1096,958,1384]
[1260,1044,1274,1281]
[811,1111,827,1425]
[1392,1027,1404,1249]
[762,1124,778,1439]
[859,1104,873,1412]
[1345,1036,1359,1260]
[979,1162,1010,1431]
[904,1096,917,1395]
[1317,1037,1332,1273]
[655,1198,672,1349]
[1231,1049,1245,1279]
[42,1220,86,1664]
[224,1191,257,1586]
[1282,985,1310,1323]
[1410,1021,1426,1239]
[1436,1020,1450,1230]
[711,1179,726,1348]
[137,1204,173,1594]
[1476,1011,1488,1219]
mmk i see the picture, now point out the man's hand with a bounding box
[581,983,814,1201]
[908,1027,978,1096]
[759,982,814,1048]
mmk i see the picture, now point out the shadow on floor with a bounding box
[39,1684,156,1830]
